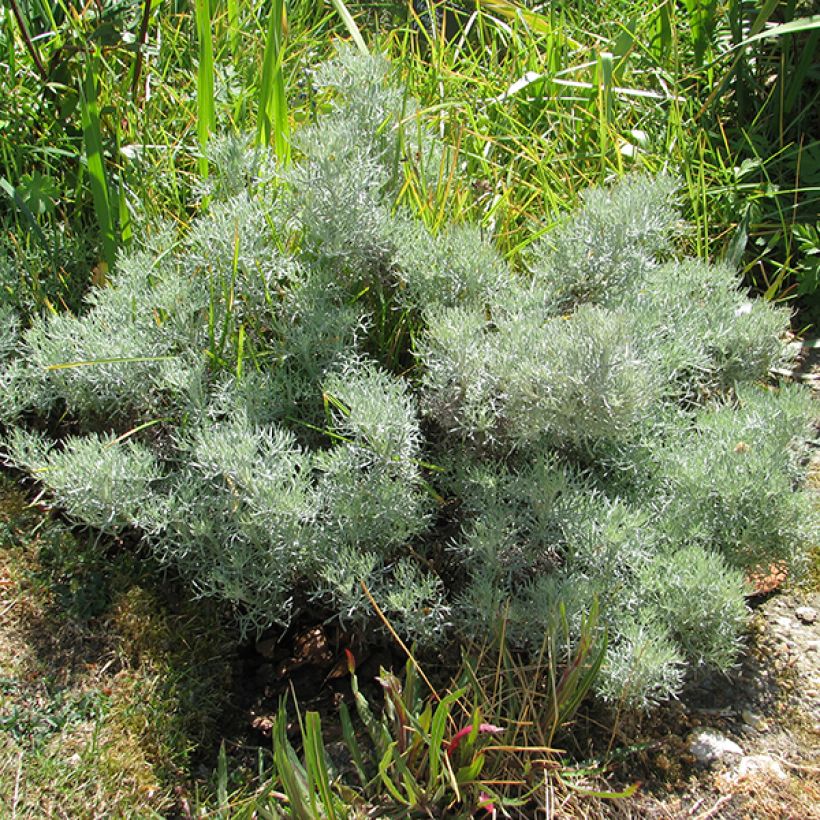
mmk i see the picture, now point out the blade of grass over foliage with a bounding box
[80,51,117,277]
[44,355,178,371]
[257,0,290,162]
[303,711,339,819]
[195,0,215,179]
[733,13,820,50]
[226,0,240,60]
[475,0,554,36]
[7,0,47,80]
[0,176,54,280]
[329,0,369,56]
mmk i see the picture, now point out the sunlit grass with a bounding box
[2,1,815,318]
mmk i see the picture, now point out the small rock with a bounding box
[732,754,788,782]
[795,606,817,624]
[250,714,274,735]
[741,709,769,732]
[806,641,820,653]
[688,730,744,765]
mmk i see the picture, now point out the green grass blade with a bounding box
[703,12,820,69]
[303,712,337,820]
[257,0,290,162]
[194,0,215,179]
[80,52,117,276]
[742,13,820,46]
[377,743,411,806]
[428,688,462,789]
[784,29,819,113]
[273,709,312,818]
[329,0,369,56]
[227,0,240,59]
[476,0,553,35]
[748,0,780,38]
[338,702,368,786]
[114,122,132,246]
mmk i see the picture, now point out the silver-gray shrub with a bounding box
[0,51,815,710]
[638,546,748,671]
[624,258,791,398]
[148,414,316,633]
[527,173,680,313]
[0,304,18,362]
[288,46,442,277]
[4,428,162,534]
[0,304,22,422]
[393,220,511,311]
[657,384,817,573]
[419,301,661,450]
[312,359,434,629]
[594,617,685,710]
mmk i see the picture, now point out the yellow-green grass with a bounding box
[2,2,816,318]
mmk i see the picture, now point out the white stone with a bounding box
[733,754,788,782]
[795,606,817,624]
[688,730,744,765]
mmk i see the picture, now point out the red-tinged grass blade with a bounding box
[194,0,215,179]
[80,53,117,277]
[257,0,290,162]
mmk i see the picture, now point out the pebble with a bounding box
[795,606,817,625]
[723,754,788,784]
[688,730,744,765]
[741,709,768,732]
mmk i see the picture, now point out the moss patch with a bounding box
[0,473,236,817]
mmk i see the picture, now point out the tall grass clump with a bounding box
[0,48,816,712]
